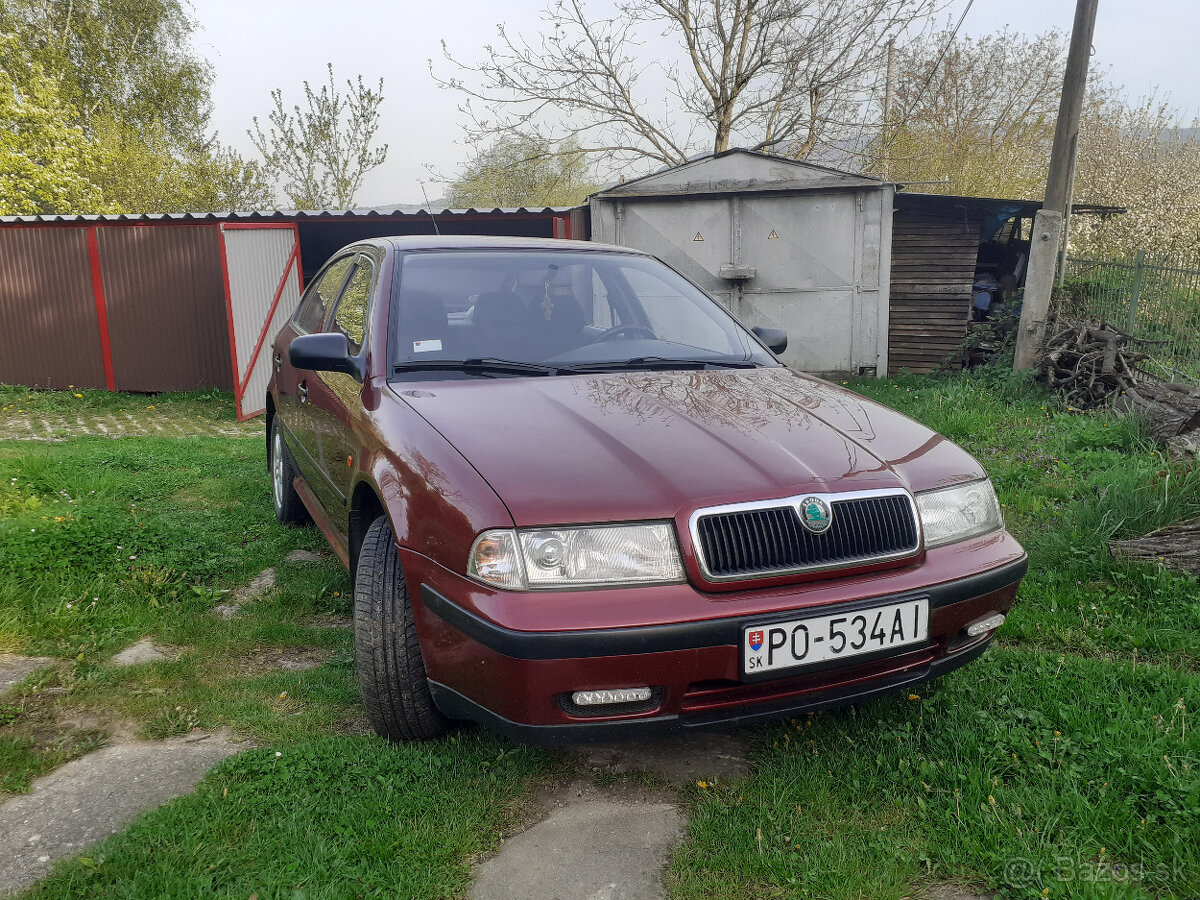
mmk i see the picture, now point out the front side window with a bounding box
[390,250,773,372]
[294,255,354,333]
[332,259,375,353]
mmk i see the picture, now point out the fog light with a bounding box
[571,687,653,706]
[965,612,1006,637]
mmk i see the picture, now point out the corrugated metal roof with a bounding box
[0,206,577,225]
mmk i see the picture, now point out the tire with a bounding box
[354,516,449,741]
[270,417,310,527]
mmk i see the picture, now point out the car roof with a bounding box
[382,235,646,255]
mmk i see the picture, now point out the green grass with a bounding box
[672,649,1199,900]
[850,372,1200,670]
[667,369,1200,899]
[2,378,1198,899]
[20,733,550,900]
[0,387,561,900]
[0,383,240,419]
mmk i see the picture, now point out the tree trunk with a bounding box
[1122,382,1200,443]
[1109,518,1200,577]
[713,118,731,154]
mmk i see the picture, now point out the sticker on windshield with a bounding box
[413,340,442,353]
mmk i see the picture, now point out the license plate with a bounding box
[743,599,928,676]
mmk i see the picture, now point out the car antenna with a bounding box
[419,182,442,236]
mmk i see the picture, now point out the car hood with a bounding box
[392,367,985,527]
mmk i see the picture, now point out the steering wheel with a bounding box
[592,322,658,343]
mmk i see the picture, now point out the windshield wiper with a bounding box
[393,358,560,377]
[560,357,759,373]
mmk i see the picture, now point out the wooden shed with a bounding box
[887,193,1040,375]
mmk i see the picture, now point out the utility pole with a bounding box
[1013,0,1099,371]
[883,39,895,181]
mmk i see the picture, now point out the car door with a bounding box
[280,252,356,503]
[306,251,380,521]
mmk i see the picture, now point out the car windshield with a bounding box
[389,249,776,374]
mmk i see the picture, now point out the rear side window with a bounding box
[332,259,375,353]
[294,255,354,333]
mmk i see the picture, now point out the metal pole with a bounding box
[1014,0,1099,371]
[883,39,895,181]
[1126,249,1145,335]
[1057,148,1079,289]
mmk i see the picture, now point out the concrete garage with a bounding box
[589,150,894,378]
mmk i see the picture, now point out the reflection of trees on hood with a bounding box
[575,370,801,435]
[574,368,889,478]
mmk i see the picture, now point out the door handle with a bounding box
[298,382,308,403]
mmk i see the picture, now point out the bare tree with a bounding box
[250,64,388,209]
[435,0,943,173]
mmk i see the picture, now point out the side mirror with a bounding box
[752,326,787,355]
[289,332,364,380]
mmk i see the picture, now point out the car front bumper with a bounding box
[407,541,1028,744]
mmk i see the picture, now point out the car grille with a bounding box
[693,491,919,580]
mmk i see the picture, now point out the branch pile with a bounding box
[1038,318,1200,457]
[1038,319,1153,406]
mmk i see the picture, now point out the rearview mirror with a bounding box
[752,326,787,355]
[289,332,364,380]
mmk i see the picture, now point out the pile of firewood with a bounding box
[1038,318,1200,457]
[1038,319,1153,407]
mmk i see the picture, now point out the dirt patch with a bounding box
[299,614,353,630]
[571,731,752,785]
[51,710,139,745]
[234,646,332,675]
[285,549,325,563]
[337,713,373,736]
[925,884,995,900]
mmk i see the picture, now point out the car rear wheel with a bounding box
[270,418,310,527]
[354,516,449,741]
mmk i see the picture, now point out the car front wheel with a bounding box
[353,516,449,741]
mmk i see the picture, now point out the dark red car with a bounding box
[267,235,1026,743]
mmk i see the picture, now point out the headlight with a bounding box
[916,479,1004,548]
[468,523,684,590]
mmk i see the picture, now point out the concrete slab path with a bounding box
[0,654,54,696]
[470,799,684,900]
[0,730,244,896]
[471,731,751,899]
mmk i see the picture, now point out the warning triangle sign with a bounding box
[768,229,779,240]
[693,232,704,242]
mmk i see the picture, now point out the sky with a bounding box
[192,0,1200,207]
